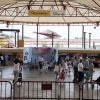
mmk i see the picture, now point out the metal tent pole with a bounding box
[89,33,91,48]
[82,25,84,48]
[52,33,54,48]
[83,32,86,49]
[17,32,19,48]
[15,32,16,47]
[37,23,38,47]
[22,25,24,40]
[68,25,70,48]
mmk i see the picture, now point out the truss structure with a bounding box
[0,0,100,25]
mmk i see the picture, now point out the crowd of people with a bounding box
[53,54,95,82]
[12,54,96,83]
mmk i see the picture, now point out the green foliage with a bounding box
[0,33,30,39]
[55,42,64,48]
[0,33,10,39]
[42,42,48,47]
[75,37,82,39]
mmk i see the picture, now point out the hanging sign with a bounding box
[50,10,66,16]
[28,10,66,17]
[28,10,50,17]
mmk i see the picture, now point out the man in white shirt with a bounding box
[78,60,84,82]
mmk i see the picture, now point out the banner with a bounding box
[32,47,51,62]
[28,10,50,17]
[28,10,66,17]
[32,47,50,54]
[50,10,66,16]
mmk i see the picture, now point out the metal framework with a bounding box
[0,0,100,25]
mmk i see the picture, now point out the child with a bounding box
[84,68,91,82]
[60,70,65,82]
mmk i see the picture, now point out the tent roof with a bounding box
[33,29,61,37]
[0,0,100,25]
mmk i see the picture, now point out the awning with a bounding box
[0,0,100,24]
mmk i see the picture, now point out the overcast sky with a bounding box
[0,24,100,39]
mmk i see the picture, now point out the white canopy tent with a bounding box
[0,0,100,24]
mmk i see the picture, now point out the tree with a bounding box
[55,42,61,48]
[75,37,82,39]
[0,33,10,38]
[42,42,48,47]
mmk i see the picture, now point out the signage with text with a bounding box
[28,10,50,17]
[28,10,66,17]
[50,10,66,16]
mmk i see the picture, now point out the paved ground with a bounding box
[0,66,100,100]
[0,66,99,81]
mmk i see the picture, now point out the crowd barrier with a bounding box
[0,81,100,100]
[13,81,80,100]
[0,81,12,100]
[82,82,100,100]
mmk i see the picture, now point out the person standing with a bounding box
[78,60,84,82]
[1,54,4,66]
[66,54,69,62]
[64,60,68,73]
[38,56,44,73]
[50,60,53,71]
[89,59,94,82]
[13,57,20,83]
[61,57,65,69]
[5,55,9,66]
[83,58,89,71]
[54,62,60,81]
[73,57,79,81]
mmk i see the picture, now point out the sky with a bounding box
[0,24,100,39]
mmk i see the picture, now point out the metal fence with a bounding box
[13,81,80,100]
[0,81,100,100]
[0,81,12,100]
[82,82,100,100]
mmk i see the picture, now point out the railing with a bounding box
[13,81,80,100]
[0,81,12,100]
[82,82,100,100]
[0,81,100,100]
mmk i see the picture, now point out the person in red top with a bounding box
[60,70,65,82]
